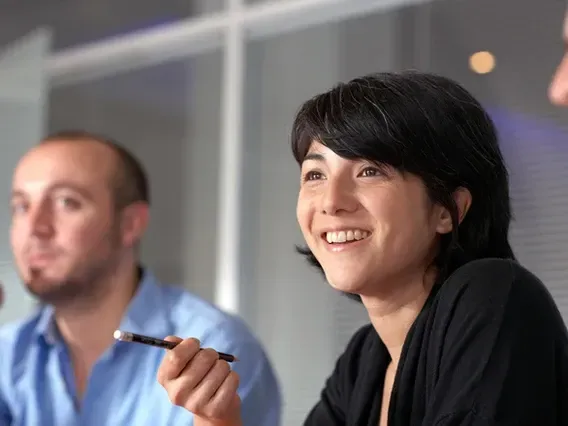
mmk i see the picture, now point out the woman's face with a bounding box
[296,142,453,297]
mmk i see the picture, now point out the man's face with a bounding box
[10,140,124,306]
[550,13,568,105]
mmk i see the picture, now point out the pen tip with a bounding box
[113,330,123,340]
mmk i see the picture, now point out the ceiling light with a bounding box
[469,51,495,74]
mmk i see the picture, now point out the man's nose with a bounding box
[29,205,54,238]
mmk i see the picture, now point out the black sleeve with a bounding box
[303,324,373,426]
[424,259,568,426]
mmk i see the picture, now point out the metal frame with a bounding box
[45,0,431,314]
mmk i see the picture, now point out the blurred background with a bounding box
[1,0,567,423]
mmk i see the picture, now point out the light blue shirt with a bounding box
[0,269,281,425]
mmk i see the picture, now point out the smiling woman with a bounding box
[157,70,568,426]
[291,71,514,286]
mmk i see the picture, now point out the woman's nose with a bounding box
[320,179,358,215]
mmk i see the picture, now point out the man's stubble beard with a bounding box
[26,262,114,310]
[24,228,123,311]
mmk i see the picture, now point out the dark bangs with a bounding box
[291,78,409,170]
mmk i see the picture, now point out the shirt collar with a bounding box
[34,267,172,346]
[35,304,57,345]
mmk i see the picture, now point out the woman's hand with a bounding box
[156,336,243,426]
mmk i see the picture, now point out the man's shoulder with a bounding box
[0,311,44,376]
[157,284,258,345]
[161,285,229,318]
[0,310,43,346]
[154,287,282,421]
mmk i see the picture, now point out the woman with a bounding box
[156,71,568,425]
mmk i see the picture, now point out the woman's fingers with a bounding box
[156,337,241,422]
[156,336,200,383]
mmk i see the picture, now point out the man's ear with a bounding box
[436,187,472,234]
[120,202,150,248]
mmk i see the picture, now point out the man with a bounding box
[0,130,281,425]
[549,11,568,105]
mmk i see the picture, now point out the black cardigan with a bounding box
[304,258,568,426]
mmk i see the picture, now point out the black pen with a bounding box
[113,330,238,363]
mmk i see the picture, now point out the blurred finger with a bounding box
[166,348,219,407]
[157,337,200,383]
[164,336,183,344]
[205,370,240,419]
[191,359,232,406]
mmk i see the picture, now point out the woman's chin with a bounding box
[325,274,366,296]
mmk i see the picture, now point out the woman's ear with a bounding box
[436,187,472,234]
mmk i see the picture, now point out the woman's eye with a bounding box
[303,170,323,182]
[360,167,381,177]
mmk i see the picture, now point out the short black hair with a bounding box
[291,71,515,297]
[42,129,150,209]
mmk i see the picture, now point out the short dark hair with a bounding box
[42,129,150,208]
[291,71,515,296]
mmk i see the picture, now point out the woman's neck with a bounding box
[360,267,437,363]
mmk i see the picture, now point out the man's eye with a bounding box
[10,203,27,215]
[56,197,81,209]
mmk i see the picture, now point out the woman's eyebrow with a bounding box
[303,152,325,162]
